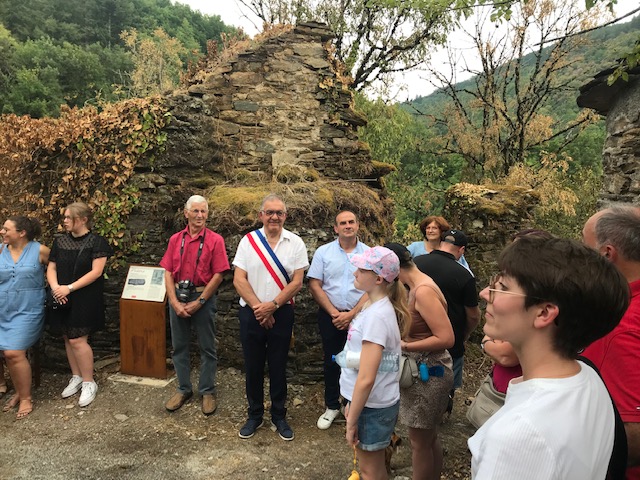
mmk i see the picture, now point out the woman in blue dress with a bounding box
[0,216,50,419]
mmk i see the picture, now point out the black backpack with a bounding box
[578,356,628,480]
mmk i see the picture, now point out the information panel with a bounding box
[121,265,166,302]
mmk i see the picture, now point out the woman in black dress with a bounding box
[46,202,112,407]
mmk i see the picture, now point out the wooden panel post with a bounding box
[119,298,167,379]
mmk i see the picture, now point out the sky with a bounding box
[176,0,639,99]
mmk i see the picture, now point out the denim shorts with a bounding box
[356,401,400,452]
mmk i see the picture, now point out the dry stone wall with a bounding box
[578,68,640,205]
[43,23,394,383]
[443,183,539,305]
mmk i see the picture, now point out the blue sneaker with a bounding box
[239,418,264,439]
[271,418,294,441]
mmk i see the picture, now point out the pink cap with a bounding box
[350,246,400,283]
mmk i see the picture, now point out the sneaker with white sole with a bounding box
[61,375,83,398]
[78,381,98,407]
[317,408,340,430]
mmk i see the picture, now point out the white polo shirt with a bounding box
[232,227,309,307]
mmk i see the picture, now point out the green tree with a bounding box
[2,66,63,117]
[241,0,462,91]
[0,24,16,111]
[423,0,603,182]
[121,27,186,97]
[355,93,463,237]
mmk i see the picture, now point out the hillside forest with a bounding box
[0,0,638,242]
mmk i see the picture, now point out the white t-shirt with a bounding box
[468,361,614,480]
[232,227,309,307]
[339,296,401,408]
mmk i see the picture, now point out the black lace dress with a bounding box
[48,232,113,338]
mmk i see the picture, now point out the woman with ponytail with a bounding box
[340,246,408,480]
[385,243,454,480]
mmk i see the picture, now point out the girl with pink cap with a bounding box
[340,246,410,480]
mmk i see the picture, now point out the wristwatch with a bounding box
[199,296,206,305]
[272,299,279,309]
[68,284,74,292]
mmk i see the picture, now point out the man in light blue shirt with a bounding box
[308,211,369,429]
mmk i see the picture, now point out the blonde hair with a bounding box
[388,281,411,338]
[66,202,93,228]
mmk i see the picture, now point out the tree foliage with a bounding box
[420,0,605,182]
[0,0,238,116]
[0,0,234,52]
[239,0,464,91]
[355,93,464,237]
[0,98,170,265]
[121,28,187,97]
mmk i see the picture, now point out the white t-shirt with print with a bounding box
[339,296,401,408]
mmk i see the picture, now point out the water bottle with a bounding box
[419,362,429,381]
[332,350,360,368]
[333,350,399,372]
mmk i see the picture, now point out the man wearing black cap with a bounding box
[414,229,480,415]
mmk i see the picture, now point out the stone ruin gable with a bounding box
[38,23,395,379]
[578,67,640,205]
[185,22,375,184]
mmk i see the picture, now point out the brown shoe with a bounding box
[202,394,217,416]
[165,391,193,412]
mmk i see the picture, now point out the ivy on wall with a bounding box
[0,97,170,267]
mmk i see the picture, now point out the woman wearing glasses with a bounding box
[479,231,553,405]
[46,202,112,408]
[468,236,628,479]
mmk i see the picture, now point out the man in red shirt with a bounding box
[583,205,640,479]
[160,195,230,415]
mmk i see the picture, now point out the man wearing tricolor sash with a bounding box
[233,194,309,441]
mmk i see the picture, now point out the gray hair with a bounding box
[595,204,640,262]
[185,195,208,211]
[260,194,286,212]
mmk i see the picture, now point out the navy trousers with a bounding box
[317,308,348,410]
[239,304,294,421]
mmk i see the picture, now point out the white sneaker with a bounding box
[61,375,83,398]
[78,381,98,407]
[317,408,340,430]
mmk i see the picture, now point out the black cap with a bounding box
[384,242,412,267]
[441,230,468,247]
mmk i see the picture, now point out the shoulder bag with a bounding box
[466,373,506,429]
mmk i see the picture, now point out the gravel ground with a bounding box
[0,355,483,480]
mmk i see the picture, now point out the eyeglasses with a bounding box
[487,274,529,303]
[261,210,286,218]
[188,209,207,215]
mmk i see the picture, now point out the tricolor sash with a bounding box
[246,229,293,304]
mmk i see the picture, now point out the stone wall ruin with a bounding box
[42,23,395,382]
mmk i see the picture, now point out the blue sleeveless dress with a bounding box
[0,241,46,350]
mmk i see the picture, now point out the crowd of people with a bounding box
[1,194,638,480]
